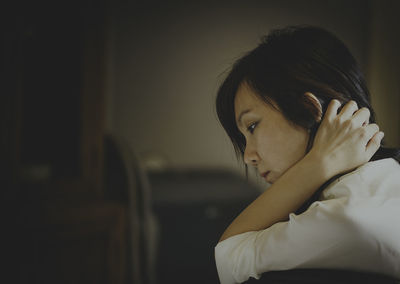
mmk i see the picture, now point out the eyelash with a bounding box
[247,122,258,134]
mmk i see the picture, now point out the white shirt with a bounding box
[215,158,400,284]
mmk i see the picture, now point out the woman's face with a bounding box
[234,83,310,184]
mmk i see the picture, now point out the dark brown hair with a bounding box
[216,25,399,214]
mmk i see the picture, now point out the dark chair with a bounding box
[104,134,158,284]
[244,269,400,284]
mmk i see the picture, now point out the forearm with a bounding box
[219,153,330,242]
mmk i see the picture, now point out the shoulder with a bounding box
[356,158,400,181]
[320,158,400,200]
[316,158,400,245]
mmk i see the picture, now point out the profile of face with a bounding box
[234,83,310,184]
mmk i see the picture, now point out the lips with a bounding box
[260,171,271,181]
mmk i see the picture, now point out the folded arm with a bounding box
[215,193,388,283]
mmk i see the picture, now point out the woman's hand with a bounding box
[308,99,384,179]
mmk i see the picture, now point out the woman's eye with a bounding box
[247,122,258,134]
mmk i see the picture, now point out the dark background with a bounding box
[3,0,399,283]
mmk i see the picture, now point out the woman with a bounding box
[214,26,400,283]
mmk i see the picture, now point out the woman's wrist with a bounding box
[303,149,334,182]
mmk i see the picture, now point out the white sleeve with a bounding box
[214,197,384,284]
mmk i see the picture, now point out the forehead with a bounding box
[234,83,261,116]
[234,83,276,121]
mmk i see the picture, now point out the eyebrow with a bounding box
[237,109,251,126]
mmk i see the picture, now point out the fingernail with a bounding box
[379,131,385,139]
[333,99,341,105]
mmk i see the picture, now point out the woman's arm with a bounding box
[219,100,383,242]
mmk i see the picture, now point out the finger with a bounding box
[338,100,358,121]
[351,107,370,128]
[359,123,379,144]
[365,131,384,158]
[323,99,341,122]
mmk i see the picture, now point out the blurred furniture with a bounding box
[6,1,130,283]
[17,202,126,284]
[148,169,260,284]
[104,134,158,284]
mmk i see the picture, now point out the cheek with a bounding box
[255,128,273,150]
[278,130,309,166]
[258,126,308,171]
[255,129,282,161]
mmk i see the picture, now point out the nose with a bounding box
[243,141,259,166]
